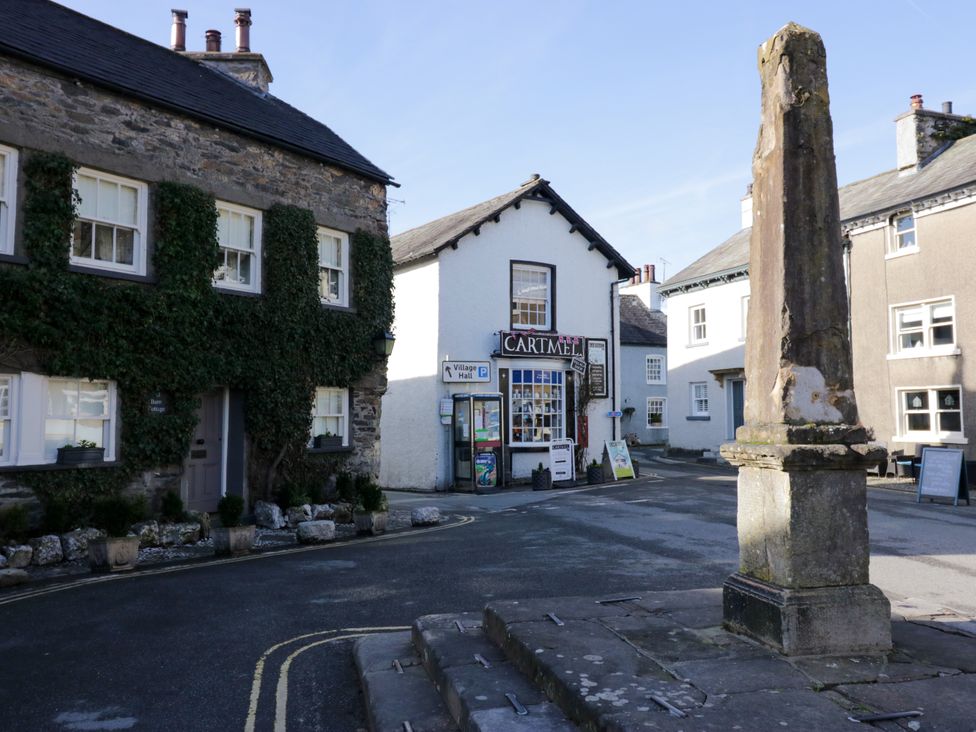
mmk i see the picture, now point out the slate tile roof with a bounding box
[620,295,667,347]
[0,0,392,184]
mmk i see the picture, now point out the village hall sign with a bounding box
[499,331,586,358]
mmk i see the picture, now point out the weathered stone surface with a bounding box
[29,535,63,565]
[310,503,334,520]
[254,501,286,530]
[286,505,312,528]
[296,520,336,544]
[0,568,29,587]
[354,510,387,535]
[332,502,353,524]
[2,544,32,568]
[188,510,211,540]
[212,525,255,556]
[131,520,160,548]
[160,522,200,546]
[410,506,441,526]
[60,528,106,561]
[88,536,139,572]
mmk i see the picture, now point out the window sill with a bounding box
[887,347,961,360]
[306,446,353,455]
[213,286,262,298]
[0,252,29,265]
[0,460,119,473]
[687,342,709,349]
[686,415,711,421]
[68,263,151,283]
[510,326,555,333]
[646,381,666,386]
[885,247,919,261]
[320,301,354,312]
[891,434,968,446]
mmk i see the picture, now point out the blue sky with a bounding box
[61,1,976,280]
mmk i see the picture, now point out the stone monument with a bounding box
[719,23,891,656]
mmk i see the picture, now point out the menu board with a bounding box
[917,448,970,506]
[587,339,608,398]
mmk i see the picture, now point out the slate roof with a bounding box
[391,176,635,278]
[660,133,976,294]
[0,0,392,184]
[619,295,667,347]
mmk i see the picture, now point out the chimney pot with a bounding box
[205,29,222,53]
[942,101,953,115]
[235,8,252,53]
[170,9,188,52]
[643,264,651,283]
[648,264,656,282]
[910,94,924,110]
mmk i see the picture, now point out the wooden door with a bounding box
[185,390,223,512]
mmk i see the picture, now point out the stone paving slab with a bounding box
[890,619,976,673]
[835,674,976,731]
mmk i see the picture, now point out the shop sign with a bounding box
[148,390,171,415]
[570,355,587,375]
[500,331,586,359]
[587,339,608,398]
[443,361,491,383]
[605,440,635,480]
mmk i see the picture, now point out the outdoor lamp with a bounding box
[373,331,395,357]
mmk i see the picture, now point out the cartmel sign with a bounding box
[500,331,585,358]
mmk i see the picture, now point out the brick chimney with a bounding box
[179,8,273,94]
[895,93,968,172]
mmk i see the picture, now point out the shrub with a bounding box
[336,472,355,504]
[276,483,310,509]
[91,495,143,538]
[217,495,245,528]
[308,481,327,505]
[43,497,75,534]
[0,504,30,543]
[355,475,387,513]
[160,490,185,522]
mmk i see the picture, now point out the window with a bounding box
[891,298,956,356]
[45,378,113,459]
[311,387,348,446]
[741,296,750,341]
[0,375,11,463]
[511,369,564,444]
[511,263,552,330]
[71,169,148,275]
[647,397,666,428]
[0,144,18,255]
[691,382,709,417]
[645,354,665,384]
[888,212,917,255]
[690,305,707,344]
[898,386,964,441]
[214,201,262,293]
[317,226,349,306]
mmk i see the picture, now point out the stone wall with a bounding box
[348,364,389,479]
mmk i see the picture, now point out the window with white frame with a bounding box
[0,144,18,256]
[44,378,113,459]
[71,169,148,275]
[891,298,955,355]
[511,263,552,330]
[888,212,917,254]
[511,368,564,444]
[647,397,666,428]
[0,375,11,463]
[214,201,262,293]
[897,386,964,441]
[690,382,709,417]
[317,226,349,306]
[645,354,665,384]
[311,387,348,446]
[690,305,707,344]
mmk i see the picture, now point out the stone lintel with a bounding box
[736,422,870,446]
[720,440,885,471]
[723,573,892,656]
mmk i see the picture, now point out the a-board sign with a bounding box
[604,440,635,480]
[549,438,575,482]
[587,339,608,398]
[570,356,587,376]
[442,361,491,383]
[917,447,971,506]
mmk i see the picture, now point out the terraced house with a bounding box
[0,2,394,522]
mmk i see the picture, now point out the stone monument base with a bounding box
[723,573,892,656]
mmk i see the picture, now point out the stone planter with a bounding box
[212,525,255,556]
[353,510,388,535]
[57,445,105,465]
[587,464,604,485]
[313,435,342,449]
[88,536,140,572]
[532,468,553,491]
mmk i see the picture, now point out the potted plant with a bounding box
[313,431,343,449]
[353,475,388,535]
[57,439,105,465]
[212,494,254,556]
[88,495,141,572]
[587,459,603,485]
[532,461,552,491]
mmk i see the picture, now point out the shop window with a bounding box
[71,168,148,275]
[690,305,707,345]
[317,226,349,306]
[511,262,553,330]
[647,397,667,428]
[311,387,349,446]
[891,298,956,356]
[897,386,964,442]
[0,143,18,255]
[214,201,262,293]
[645,354,665,384]
[690,382,709,417]
[44,378,114,460]
[510,369,564,445]
[0,375,11,464]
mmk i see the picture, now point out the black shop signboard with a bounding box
[499,331,586,359]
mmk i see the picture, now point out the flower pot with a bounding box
[313,435,343,449]
[212,525,255,556]
[587,464,603,485]
[57,446,105,465]
[532,468,553,491]
[354,510,388,535]
[88,536,140,572]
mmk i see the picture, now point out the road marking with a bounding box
[625,498,654,504]
[0,516,475,608]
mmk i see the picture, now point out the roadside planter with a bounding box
[353,510,388,536]
[532,463,553,491]
[212,495,254,556]
[587,461,603,485]
[88,495,143,572]
[313,433,342,449]
[353,475,388,535]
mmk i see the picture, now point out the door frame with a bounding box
[726,378,745,440]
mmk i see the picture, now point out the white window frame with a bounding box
[70,168,149,276]
[689,305,707,345]
[886,211,918,258]
[317,226,350,307]
[645,354,665,384]
[213,201,262,294]
[0,144,18,256]
[690,382,709,417]
[0,374,15,466]
[44,377,116,461]
[647,397,667,429]
[511,263,553,331]
[894,385,966,444]
[888,297,959,358]
[509,368,565,446]
[310,387,349,447]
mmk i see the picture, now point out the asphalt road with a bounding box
[1,460,973,732]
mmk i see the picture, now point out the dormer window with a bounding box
[888,212,917,255]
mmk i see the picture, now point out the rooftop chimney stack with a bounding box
[942,101,953,114]
[170,9,188,52]
[896,92,966,173]
[205,29,222,53]
[910,94,924,110]
[235,8,252,52]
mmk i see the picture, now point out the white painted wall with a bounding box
[665,278,750,453]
